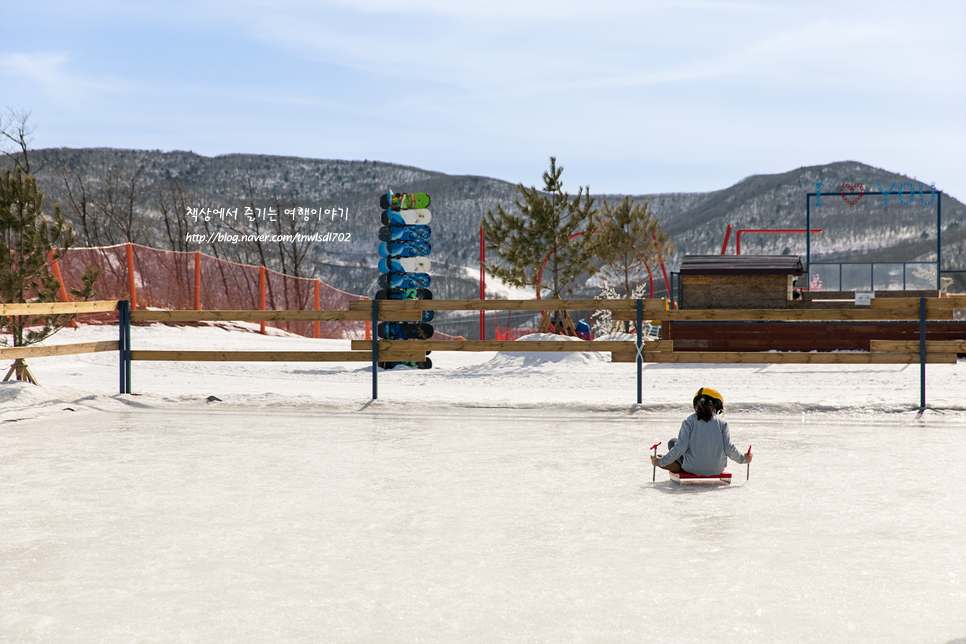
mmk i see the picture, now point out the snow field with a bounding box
[1,322,965,642]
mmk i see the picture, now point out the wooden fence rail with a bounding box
[0,301,120,316]
[3,297,962,409]
[130,310,421,322]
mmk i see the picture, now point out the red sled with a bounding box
[670,471,732,486]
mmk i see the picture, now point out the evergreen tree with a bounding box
[591,196,674,332]
[482,157,598,304]
[0,165,97,382]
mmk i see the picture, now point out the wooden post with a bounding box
[3,358,40,385]
[314,280,321,339]
[126,243,137,311]
[194,252,201,310]
[259,266,266,335]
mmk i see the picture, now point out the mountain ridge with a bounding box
[10,148,965,299]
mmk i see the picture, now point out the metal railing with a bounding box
[808,262,937,292]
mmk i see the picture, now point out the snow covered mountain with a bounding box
[20,149,966,298]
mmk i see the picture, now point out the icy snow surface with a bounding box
[2,322,965,643]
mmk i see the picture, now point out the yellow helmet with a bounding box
[693,387,724,412]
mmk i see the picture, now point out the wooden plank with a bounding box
[347,298,669,312]
[0,300,120,316]
[611,351,674,363]
[666,321,966,353]
[635,351,958,364]
[787,301,872,310]
[802,290,939,301]
[130,309,421,322]
[869,297,959,311]
[130,350,425,362]
[350,340,673,352]
[612,307,952,322]
[377,352,428,362]
[870,340,966,353]
[0,340,120,360]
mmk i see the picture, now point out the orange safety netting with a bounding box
[494,326,539,341]
[52,243,453,340]
[492,309,540,341]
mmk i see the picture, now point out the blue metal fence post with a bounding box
[937,192,942,290]
[806,194,811,272]
[125,301,132,394]
[636,299,643,405]
[118,300,128,394]
[372,298,378,400]
[919,297,926,410]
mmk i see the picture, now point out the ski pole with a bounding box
[746,445,752,481]
[650,441,662,482]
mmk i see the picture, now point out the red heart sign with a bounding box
[840,183,865,207]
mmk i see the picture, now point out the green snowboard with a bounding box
[381,192,431,211]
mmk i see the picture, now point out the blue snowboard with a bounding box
[378,240,431,258]
[379,273,431,290]
[379,224,431,243]
[377,321,434,340]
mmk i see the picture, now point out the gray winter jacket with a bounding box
[658,413,747,476]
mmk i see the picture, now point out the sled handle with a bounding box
[746,445,752,481]
[651,441,662,482]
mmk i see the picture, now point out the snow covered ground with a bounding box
[2,322,965,643]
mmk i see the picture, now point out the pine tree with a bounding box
[591,196,674,333]
[481,157,598,332]
[595,197,674,297]
[0,165,97,382]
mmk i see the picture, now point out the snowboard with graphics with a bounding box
[379,358,433,370]
[379,224,431,243]
[380,192,431,211]
[376,288,433,301]
[377,321,434,340]
[378,273,431,290]
[381,209,432,226]
[378,256,431,274]
[378,240,431,258]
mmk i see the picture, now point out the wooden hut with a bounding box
[678,255,804,309]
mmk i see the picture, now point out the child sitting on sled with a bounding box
[650,387,752,476]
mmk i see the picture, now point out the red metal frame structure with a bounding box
[733,229,822,255]
[534,232,672,301]
[480,226,485,340]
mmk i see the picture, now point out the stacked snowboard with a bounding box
[377,191,434,369]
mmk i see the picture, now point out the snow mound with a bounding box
[485,333,608,369]
[0,381,71,423]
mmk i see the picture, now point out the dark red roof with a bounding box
[679,255,804,275]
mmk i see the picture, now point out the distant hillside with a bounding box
[15,149,966,302]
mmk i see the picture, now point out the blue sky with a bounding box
[2,0,964,199]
